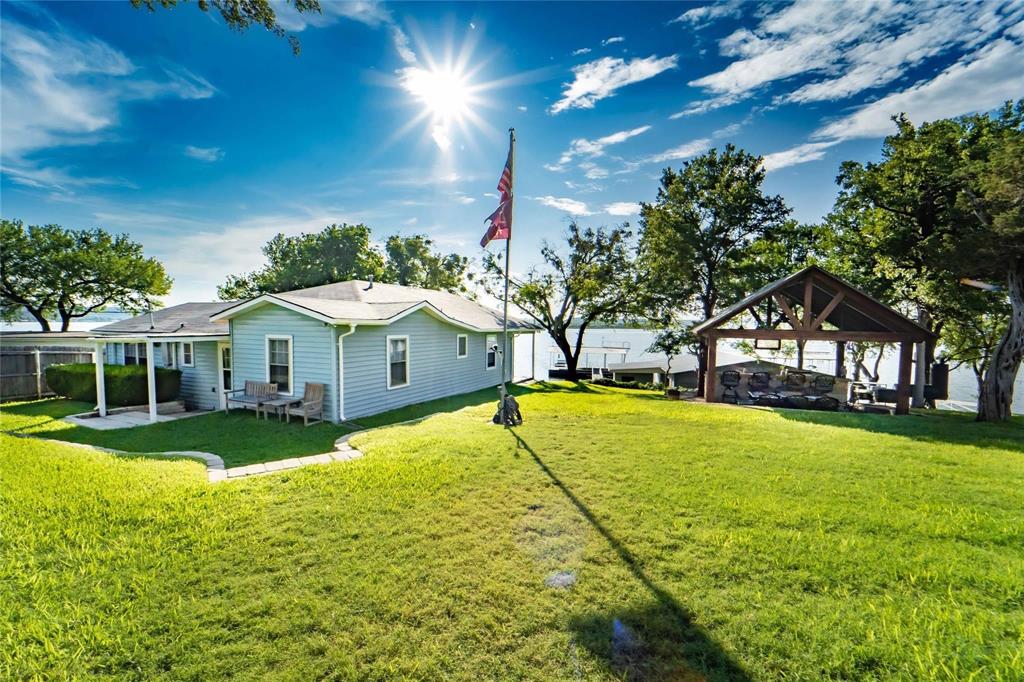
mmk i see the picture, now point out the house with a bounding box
[89,280,532,422]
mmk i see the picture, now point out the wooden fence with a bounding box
[0,348,95,401]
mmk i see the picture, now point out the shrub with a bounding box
[587,378,659,391]
[45,364,181,407]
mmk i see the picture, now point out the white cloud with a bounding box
[454,193,476,205]
[548,125,652,171]
[271,0,416,63]
[517,105,528,112]
[0,17,215,167]
[184,145,224,162]
[532,196,593,215]
[682,0,1018,113]
[713,122,742,139]
[579,162,609,179]
[572,47,592,56]
[760,141,838,171]
[602,36,625,46]
[670,0,742,27]
[644,138,712,164]
[549,54,678,114]
[814,37,1024,142]
[604,201,638,216]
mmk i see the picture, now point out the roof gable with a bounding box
[692,265,935,341]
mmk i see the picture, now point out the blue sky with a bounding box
[2,1,1023,305]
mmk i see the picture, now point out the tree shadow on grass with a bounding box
[510,430,752,681]
[773,408,1024,454]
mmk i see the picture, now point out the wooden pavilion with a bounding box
[692,265,936,415]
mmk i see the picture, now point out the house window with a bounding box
[387,335,409,389]
[456,334,468,359]
[266,336,292,393]
[485,334,497,369]
[164,342,176,368]
[181,342,194,367]
[124,342,147,367]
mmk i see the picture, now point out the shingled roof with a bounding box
[211,280,530,332]
[92,301,235,337]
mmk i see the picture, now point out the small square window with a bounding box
[457,334,468,358]
[181,342,194,367]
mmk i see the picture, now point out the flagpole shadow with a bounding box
[509,429,752,681]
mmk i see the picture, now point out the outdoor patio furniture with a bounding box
[720,370,741,404]
[755,393,785,408]
[747,371,775,401]
[784,394,811,410]
[224,380,278,417]
[807,375,835,395]
[285,382,325,426]
[782,370,808,392]
[262,396,298,422]
[812,395,840,411]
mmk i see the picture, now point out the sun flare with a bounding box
[402,67,472,122]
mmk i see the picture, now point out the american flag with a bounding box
[481,139,514,248]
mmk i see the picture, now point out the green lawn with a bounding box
[2,386,1022,679]
[0,399,354,467]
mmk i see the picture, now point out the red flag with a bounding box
[481,141,514,248]
[480,199,511,247]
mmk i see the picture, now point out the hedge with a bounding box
[45,363,182,407]
[586,378,659,391]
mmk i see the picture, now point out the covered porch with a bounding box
[90,333,228,423]
[692,265,936,415]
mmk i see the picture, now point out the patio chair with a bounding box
[781,370,808,392]
[812,395,840,411]
[747,371,774,400]
[807,375,835,396]
[720,370,741,404]
[784,394,811,410]
[285,382,325,427]
[225,381,278,416]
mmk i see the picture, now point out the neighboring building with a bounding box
[608,347,751,386]
[91,280,533,422]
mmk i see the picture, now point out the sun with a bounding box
[392,33,499,154]
[402,66,473,123]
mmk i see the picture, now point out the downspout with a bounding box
[337,323,357,421]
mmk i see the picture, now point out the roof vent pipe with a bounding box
[149,308,155,330]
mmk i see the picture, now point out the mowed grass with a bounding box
[0,399,354,467]
[2,385,1023,680]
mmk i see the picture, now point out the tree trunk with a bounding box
[978,258,1024,422]
[60,313,72,332]
[26,307,51,331]
[554,334,580,382]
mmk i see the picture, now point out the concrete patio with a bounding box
[63,409,208,431]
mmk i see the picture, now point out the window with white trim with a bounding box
[164,342,176,368]
[181,342,194,367]
[124,342,147,367]
[387,336,409,389]
[456,334,468,358]
[485,334,497,369]
[267,336,292,393]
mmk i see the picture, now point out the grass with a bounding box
[0,399,353,467]
[2,385,1023,679]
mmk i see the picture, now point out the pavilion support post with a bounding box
[835,341,846,378]
[146,339,158,423]
[912,341,927,408]
[704,335,718,402]
[94,342,107,417]
[896,340,913,415]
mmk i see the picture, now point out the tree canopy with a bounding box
[637,144,791,393]
[0,220,172,331]
[131,0,321,54]
[484,222,640,381]
[217,225,470,300]
[833,101,1024,420]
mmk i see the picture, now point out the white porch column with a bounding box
[94,341,107,417]
[146,339,157,423]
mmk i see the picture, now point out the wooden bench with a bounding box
[224,380,278,417]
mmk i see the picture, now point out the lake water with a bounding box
[550,327,1024,415]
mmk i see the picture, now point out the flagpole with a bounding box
[500,128,515,423]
